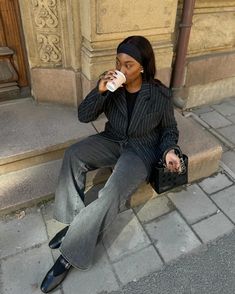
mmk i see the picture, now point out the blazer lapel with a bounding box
[128,83,151,133]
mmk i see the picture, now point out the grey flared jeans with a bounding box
[53,134,147,270]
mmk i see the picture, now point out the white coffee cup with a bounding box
[106,70,126,92]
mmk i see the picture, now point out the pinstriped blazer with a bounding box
[78,82,179,178]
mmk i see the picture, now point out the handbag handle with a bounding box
[162,145,186,174]
[173,146,183,157]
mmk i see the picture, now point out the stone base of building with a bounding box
[186,76,235,109]
[174,50,235,109]
[31,68,82,106]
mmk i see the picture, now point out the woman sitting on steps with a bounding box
[40,35,181,293]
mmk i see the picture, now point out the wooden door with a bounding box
[0,0,29,100]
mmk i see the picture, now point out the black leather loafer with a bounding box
[40,255,71,293]
[49,226,69,249]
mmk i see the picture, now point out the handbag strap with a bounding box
[173,146,183,157]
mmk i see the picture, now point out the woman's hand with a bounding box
[98,70,116,93]
[165,149,181,173]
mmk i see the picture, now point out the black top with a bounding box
[125,89,139,123]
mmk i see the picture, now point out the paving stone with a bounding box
[62,243,119,294]
[0,211,47,258]
[193,106,213,115]
[103,209,151,263]
[199,111,232,129]
[44,218,66,242]
[220,143,229,153]
[41,201,67,240]
[227,114,235,123]
[227,97,235,106]
[1,244,61,294]
[198,173,233,194]
[40,200,55,221]
[192,212,234,243]
[133,196,172,224]
[168,184,218,224]
[51,247,61,262]
[217,125,235,145]
[144,211,201,262]
[211,185,235,223]
[112,246,163,285]
[212,101,235,116]
[221,150,235,175]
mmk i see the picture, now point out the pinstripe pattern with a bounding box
[78,82,179,177]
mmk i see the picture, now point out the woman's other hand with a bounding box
[165,150,181,173]
[98,70,116,93]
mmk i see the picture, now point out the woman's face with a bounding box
[116,53,143,85]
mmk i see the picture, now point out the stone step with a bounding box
[0,159,112,216]
[0,99,223,215]
[0,160,61,215]
[0,98,96,175]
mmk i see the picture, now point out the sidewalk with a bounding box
[0,97,235,294]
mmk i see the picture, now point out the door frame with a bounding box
[0,0,30,98]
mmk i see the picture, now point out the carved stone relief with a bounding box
[37,33,62,63]
[32,0,62,65]
[33,0,59,29]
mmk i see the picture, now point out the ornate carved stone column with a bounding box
[19,0,81,105]
[79,0,178,96]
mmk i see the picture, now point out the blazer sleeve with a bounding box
[78,87,110,123]
[158,96,179,155]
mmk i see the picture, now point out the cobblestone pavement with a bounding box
[0,97,235,294]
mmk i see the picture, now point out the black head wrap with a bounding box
[117,43,143,65]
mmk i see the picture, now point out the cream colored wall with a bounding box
[18,0,178,105]
[80,0,178,95]
[183,0,235,108]
[18,0,235,107]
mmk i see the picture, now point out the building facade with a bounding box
[1,0,235,109]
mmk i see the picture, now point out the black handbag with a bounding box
[150,147,188,194]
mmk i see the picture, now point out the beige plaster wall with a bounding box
[18,0,235,108]
[80,0,178,96]
[18,0,179,105]
[179,0,235,108]
[189,2,235,55]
